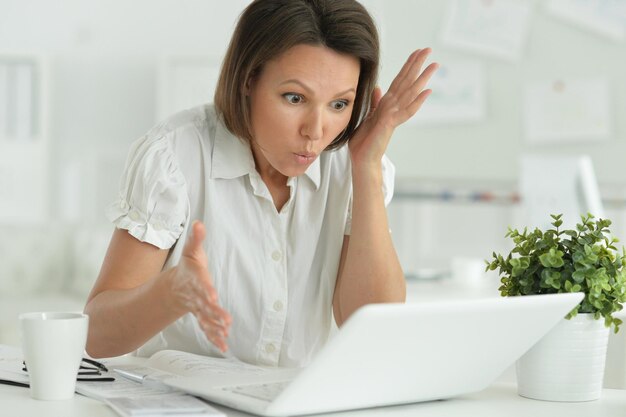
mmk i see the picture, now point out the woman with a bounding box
[84,0,437,367]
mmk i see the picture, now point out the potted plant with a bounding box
[486,213,626,402]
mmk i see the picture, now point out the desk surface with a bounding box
[2,281,625,415]
[1,382,625,417]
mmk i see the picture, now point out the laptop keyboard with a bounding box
[223,380,291,402]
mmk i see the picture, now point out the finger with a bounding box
[387,49,420,93]
[195,307,231,340]
[212,304,233,328]
[405,89,433,118]
[199,321,229,352]
[213,339,229,353]
[183,220,206,260]
[200,316,230,349]
[198,316,224,336]
[395,48,432,94]
[417,62,439,87]
[197,297,232,329]
[200,301,232,327]
[400,62,439,106]
[198,313,230,336]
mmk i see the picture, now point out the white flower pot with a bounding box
[516,313,610,402]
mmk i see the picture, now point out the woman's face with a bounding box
[247,44,361,179]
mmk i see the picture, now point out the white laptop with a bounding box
[166,293,583,416]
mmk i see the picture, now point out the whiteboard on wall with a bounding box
[441,0,533,61]
[519,155,604,230]
[523,78,612,143]
[546,0,626,41]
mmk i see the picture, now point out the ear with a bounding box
[244,71,258,95]
[369,86,383,115]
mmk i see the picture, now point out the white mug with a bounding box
[451,257,487,287]
[19,312,89,400]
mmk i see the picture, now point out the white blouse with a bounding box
[106,104,395,368]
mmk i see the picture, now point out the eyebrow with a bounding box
[279,79,356,98]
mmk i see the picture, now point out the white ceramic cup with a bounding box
[451,257,487,286]
[19,312,89,400]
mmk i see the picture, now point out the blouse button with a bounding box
[273,301,283,312]
[271,251,282,262]
[120,200,128,210]
[265,343,276,354]
[129,210,140,222]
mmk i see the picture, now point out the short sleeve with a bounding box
[344,154,395,235]
[106,134,189,250]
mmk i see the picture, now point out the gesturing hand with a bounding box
[169,221,232,352]
[349,48,438,171]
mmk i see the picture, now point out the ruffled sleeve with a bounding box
[106,134,189,250]
[344,154,395,235]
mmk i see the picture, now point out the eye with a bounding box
[283,93,304,104]
[331,100,349,111]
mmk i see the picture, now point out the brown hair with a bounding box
[214,0,379,150]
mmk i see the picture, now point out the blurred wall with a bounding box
[382,0,626,183]
[0,0,249,222]
[2,0,625,222]
[1,0,626,289]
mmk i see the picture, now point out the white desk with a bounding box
[3,280,625,415]
[2,382,625,417]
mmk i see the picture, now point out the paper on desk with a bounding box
[75,376,173,401]
[111,349,299,392]
[78,357,226,417]
[0,344,224,417]
[105,393,224,417]
[111,350,270,391]
[0,344,29,384]
[77,364,225,417]
[0,345,24,372]
[147,350,269,377]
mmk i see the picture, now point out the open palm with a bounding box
[349,48,438,169]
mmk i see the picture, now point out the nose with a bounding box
[300,108,323,142]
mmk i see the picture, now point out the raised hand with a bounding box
[168,221,232,352]
[349,48,438,171]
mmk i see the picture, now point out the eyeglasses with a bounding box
[21,358,115,382]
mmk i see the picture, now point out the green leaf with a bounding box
[491,213,626,333]
[572,270,586,283]
[565,280,572,291]
[539,248,565,268]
